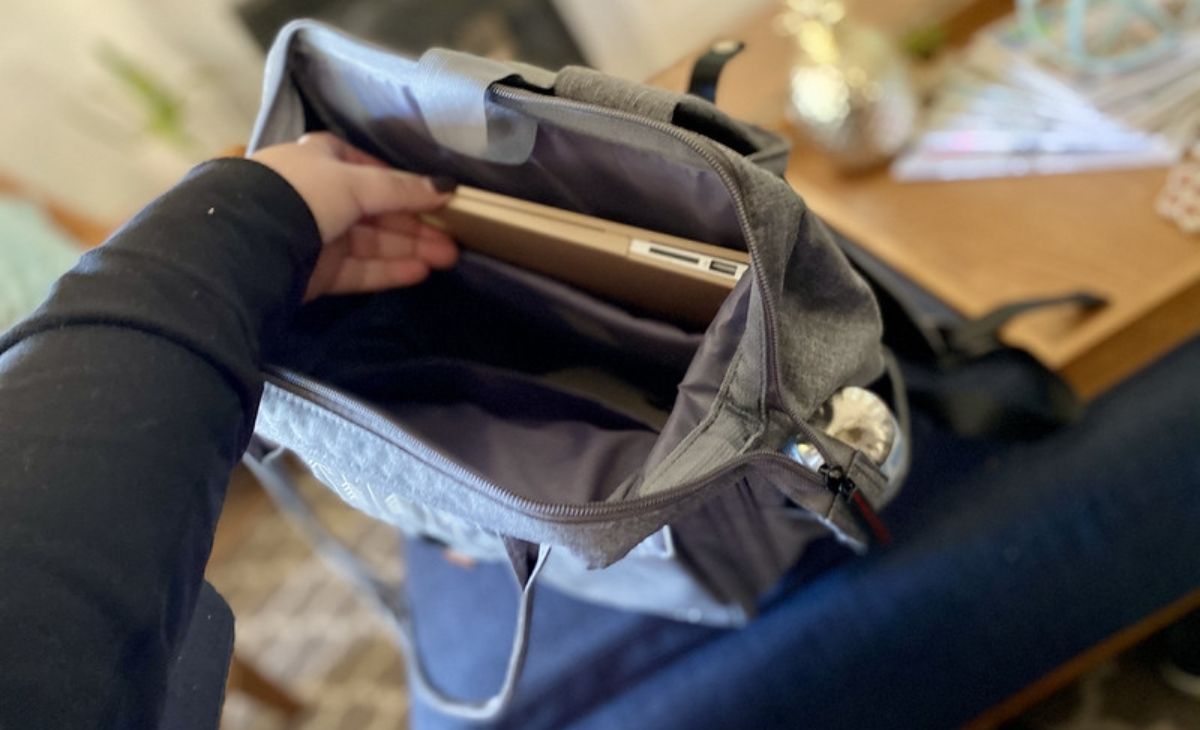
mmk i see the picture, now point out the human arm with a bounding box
[0,135,453,727]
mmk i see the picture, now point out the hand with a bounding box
[250,133,459,301]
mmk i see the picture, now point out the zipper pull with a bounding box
[820,463,893,546]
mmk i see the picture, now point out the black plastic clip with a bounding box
[819,463,856,498]
[687,40,746,104]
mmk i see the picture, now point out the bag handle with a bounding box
[242,442,548,721]
[686,40,745,103]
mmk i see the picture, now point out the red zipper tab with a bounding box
[820,463,893,546]
[850,491,893,546]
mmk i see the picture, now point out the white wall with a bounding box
[552,0,777,80]
[2,0,788,220]
[0,0,265,221]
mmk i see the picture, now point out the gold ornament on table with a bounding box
[777,0,918,170]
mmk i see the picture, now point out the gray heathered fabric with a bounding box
[554,65,793,177]
[555,66,680,122]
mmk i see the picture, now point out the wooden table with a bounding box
[651,4,1200,399]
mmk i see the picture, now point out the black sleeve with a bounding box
[0,158,322,728]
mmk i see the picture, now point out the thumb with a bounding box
[346,164,457,218]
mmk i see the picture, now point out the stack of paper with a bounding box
[893,12,1200,181]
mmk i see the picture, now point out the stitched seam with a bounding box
[651,342,751,481]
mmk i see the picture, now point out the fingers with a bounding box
[327,257,433,294]
[417,232,459,270]
[346,163,455,218]
[295,132,386,167]
[285,133,456,232]
[346,220,458,268]
[295,131,341,154]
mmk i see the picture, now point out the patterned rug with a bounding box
[1010,637,1200,730]
[208,470,1200,730]
[207,469,410,730]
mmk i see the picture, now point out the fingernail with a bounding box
[430,175,458,193]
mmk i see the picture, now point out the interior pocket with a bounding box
[269,252,722,502]
[380,360,659,503]
[274,253,704,417]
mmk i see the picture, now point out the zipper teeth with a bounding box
[489,86,833,461]
[267,369,828,522]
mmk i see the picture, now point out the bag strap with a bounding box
[882,347,912,488]
[687,40,745,103]
[242,442,548,721]
[940,291,1107,362]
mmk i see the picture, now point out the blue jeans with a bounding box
[404,337,1200,730]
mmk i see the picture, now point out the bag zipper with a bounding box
[268,86,889,541]
[818,463,892,545]
[266,368,834,524]
[488,86,890,544]
[487,85,835,466]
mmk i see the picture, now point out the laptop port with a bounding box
[648,246,701,265]
[709,259,738,277]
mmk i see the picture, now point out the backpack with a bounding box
[242,21,905,719]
